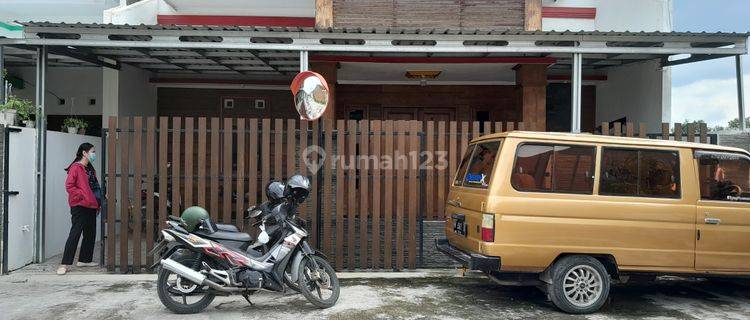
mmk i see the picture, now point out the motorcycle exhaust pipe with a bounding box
[160,258,230,292]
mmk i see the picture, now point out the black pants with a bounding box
[61,206,98,265]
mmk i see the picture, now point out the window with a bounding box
[512,144,596,194]
[599,148,680,198]
[454,145,475,186]
[463,141,501,188]
[696,151,750,202]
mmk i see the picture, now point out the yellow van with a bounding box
[436,131,750,314]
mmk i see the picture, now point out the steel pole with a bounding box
[737,55,747,131]
[34,46,47,262]
[571,53,583,133]
[300,50,309,72]
[0,45,5,103]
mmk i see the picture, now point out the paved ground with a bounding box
[2,268,750,320]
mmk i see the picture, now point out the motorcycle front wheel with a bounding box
[156,256,215,314]
[298,255,340,308]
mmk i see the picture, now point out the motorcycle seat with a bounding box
[216,223,240,233]
[195,229,252,243]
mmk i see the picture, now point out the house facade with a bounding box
[2,0,748,272]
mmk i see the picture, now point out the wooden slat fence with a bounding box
[102,118,712,272]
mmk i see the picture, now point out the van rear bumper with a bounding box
[435,238,500,273]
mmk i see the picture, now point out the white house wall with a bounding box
[44,131,102,260]
[117,64,157,117]
[596,60,666,133]
[541,0,673,32]
[6,66,104,116]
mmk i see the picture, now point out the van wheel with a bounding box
[548,255,610,314]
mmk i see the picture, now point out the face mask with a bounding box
[87,152,96,162]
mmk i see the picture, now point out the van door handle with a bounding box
[704,218,721,225]
[447,199,462,208]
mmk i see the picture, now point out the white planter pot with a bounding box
[0,109,18,126]
[67,127,78,134]
[23,120,35,128]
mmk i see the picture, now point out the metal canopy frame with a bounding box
[0,23,745,73]
[0,22,747,133]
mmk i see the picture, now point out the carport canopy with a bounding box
[0,21,748,132]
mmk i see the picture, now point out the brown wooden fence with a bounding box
[102,118,711,273]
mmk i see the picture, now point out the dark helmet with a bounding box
[285,175,310,203]
[266,181,286,201]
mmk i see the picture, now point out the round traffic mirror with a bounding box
[290,71,330,121]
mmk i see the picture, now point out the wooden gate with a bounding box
[102,118,712,273]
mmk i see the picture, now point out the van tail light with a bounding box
[481,213,495,242]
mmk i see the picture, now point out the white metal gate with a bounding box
[4,127,37,272]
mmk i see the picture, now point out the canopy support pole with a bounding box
[737,55,747,131]
[34,45,47,263]
[571,53,582,133]
[300,50,309,72]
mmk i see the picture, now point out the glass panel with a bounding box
[512,144,553,192]
[552,145,596,194]
[639,150,680,197]
[463,141,501,188]
[454,145,475,186]
[698,152,750,202]
[600,149,638,196]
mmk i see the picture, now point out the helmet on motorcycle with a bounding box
[266,181,286,201]
[181,206,210,232]
[285,175,310,204]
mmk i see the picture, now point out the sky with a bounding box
[671,0,750,127]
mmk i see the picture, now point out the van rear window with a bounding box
[464,141,501,188]
[511,144,596,194]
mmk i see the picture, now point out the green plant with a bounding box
[63,117,88,129]
[0,96,35,120]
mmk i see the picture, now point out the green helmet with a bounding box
[181,206,209,232]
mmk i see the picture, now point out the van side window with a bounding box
[463,141,501,188]
[512,144,596,194]
[600,148,680,198]
[454,145,476,186]
[696,151,750,202]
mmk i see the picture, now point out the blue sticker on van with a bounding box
[465,173,488,186]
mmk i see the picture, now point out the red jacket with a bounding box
[65,162,99,209]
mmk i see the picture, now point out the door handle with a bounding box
[447,199,462,208]
[704,218,721,225]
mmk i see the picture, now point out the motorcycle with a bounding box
[150,177,339,314]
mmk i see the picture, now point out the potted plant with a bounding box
[0,96,33,126]
[63,117,88,134]
[13,97,36,128]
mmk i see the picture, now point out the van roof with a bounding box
[472,131,750,155]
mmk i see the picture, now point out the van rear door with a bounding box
[446,140,503,252]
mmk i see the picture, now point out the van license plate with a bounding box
[452,214,467,237]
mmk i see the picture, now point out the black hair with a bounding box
[65,142,95,172]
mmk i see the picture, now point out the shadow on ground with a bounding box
[2,273,750,319]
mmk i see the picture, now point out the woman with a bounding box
[57,142,102,275]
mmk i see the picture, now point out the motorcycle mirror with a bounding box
[290,71,330,121]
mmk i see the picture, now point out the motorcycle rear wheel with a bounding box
[298,255,339,308]
[156,257,215,314]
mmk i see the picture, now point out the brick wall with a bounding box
[718,132,750,152]
[332,0,525,29]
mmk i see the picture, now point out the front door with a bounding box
[694,150,750,272]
